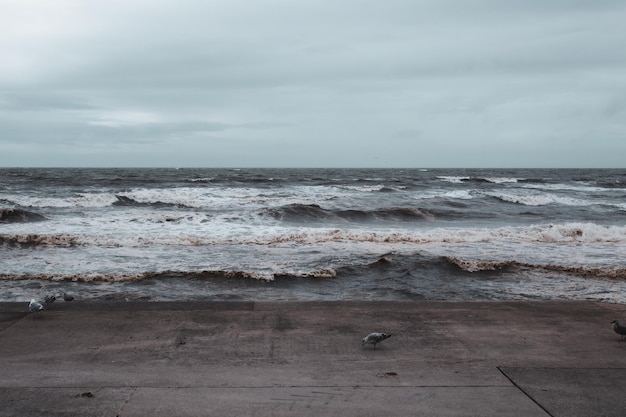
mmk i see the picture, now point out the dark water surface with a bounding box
[1,168,625,302]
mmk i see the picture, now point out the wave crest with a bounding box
[0,208,47,223]
[262,204,435,223]
[0,268,338,283]
[0,234,80,247]
[444,257,517,272]
[2,223,625,248]
[445,256,626,279]
[112,195,191,208]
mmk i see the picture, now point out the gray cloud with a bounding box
[1,0,625,167]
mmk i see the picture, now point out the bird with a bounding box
[28,299,44,318]
[611,320,626,340]
[62,292,75,302]
[44,294,56,304]
[362,332,391,349]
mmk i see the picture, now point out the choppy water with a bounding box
[1,168,626,302]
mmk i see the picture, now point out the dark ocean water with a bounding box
[1,168,626,302]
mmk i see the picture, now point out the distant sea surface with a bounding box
[2,168,626,302]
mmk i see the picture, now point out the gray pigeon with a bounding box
[44,294,56,304]
[28,299,44,318]
[62,292,75,302]
[611,320,626,340]
[362,332,391,349]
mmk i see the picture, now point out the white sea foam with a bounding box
[437,176,520,184]
[118,187,213,207]
[437,176,470,183]
[1,193,118,208]
[406,188,475,201]
[336,184,386,192]
[487,191,589,207]
[489,192,559,206]
[0,184,345,211]
[522,182,613,193]
[3,221,625,249]
[483,177,520,184]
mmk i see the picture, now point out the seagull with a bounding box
[611,320,626,340]
[28,299,44,318]
[62,292,75,302]
[44,294,56,304]
[362,332,391,349]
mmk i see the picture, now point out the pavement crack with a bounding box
[116,386,138,417]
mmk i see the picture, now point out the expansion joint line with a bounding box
[496,367,554,417]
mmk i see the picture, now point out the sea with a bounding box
[1,168,626,303]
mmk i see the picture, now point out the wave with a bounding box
[0,208,47,223]
[0,187,216,209]
[597,180,626,189]
[444,256,626,279]
[3,222,624,249]
[187,177,214,183]
[0,268,338,283]
[0,233,80,247]
[3,177,618,218]
[489,193,561,206]
[522,182,617,193]
[473,177,519,184]
[335,184,387,192]
[437,175,562,187]
[261,204,435,223]
[487,191,590,207]
[112,195,191,209]
[437,176,470,184]
[438,176,526,184]
[1,185,346,211]
[2,193,118,209]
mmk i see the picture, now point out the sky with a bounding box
[1,0,625,168]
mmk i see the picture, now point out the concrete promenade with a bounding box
[1,300,626,416]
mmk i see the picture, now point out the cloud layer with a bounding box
[1,0,625,167]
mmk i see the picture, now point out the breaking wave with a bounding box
[261,204,435,223]
[489,192,586,207]
[444,256,626,279]
[0,268,338,283]
[2,222,625,248]
[112,195,191,208]
[0,234,81,247]
[438,176,533,184]
[0,208,47,223]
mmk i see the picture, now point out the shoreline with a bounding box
[2,300,626,416]
[3,298,625,315]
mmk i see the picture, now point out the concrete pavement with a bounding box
[1,300,625,416]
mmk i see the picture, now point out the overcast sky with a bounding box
[1,0,625,168]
